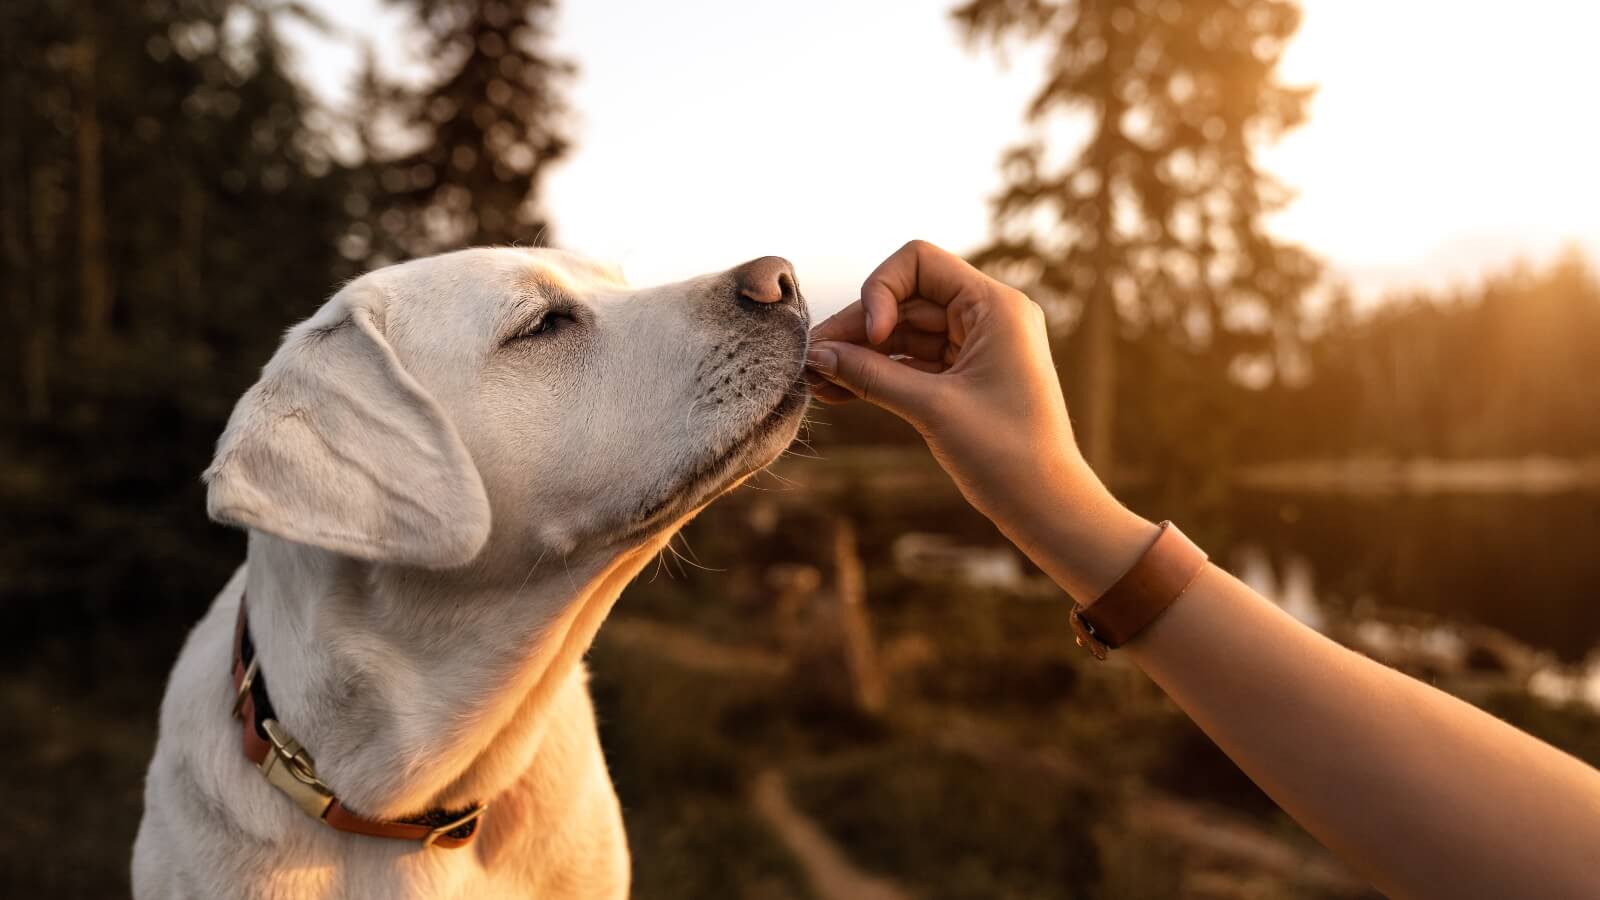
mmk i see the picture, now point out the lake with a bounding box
[1218,490,1600,663]
[773,449,1600,664]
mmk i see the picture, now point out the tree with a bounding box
[71,3,112,348]
[1,0,359,635]
[1281,250,1600,461]
[0,1,69,419]
[954,0,1320,475]
[365,0,572,261]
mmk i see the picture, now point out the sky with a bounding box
[287,0,1600,318]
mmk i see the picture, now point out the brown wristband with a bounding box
[1071,521,1208,659]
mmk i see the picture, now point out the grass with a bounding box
[0,633,166,898]
[786,745,1104,899]
[587,634,812,898]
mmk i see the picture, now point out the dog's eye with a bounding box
[510,311,572,342]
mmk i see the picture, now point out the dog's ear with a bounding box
[204,279,491,568]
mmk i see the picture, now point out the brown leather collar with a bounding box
[231,595,487,848]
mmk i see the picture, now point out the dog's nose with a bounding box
[732,256,800,306]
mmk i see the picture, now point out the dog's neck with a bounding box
[240,526,675,819]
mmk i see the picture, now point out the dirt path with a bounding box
[751,768,914,900]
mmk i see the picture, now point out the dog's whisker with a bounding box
[648,545,671,583]
[515,547,551,595]
[665,535,723,574]
[560,551,579,595]
[672,532,713,569]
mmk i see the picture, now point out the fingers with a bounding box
[804,372,855,404]
[895,357,946,374]
[805,341,935,420]
[875,327,948,362]
[806,352,946,405]
[811,313,951,364]
[811,298,949,345]
[859,240,988,345]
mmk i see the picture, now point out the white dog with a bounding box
[132,248,810,899]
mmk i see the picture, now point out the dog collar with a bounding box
[231,595,487,848]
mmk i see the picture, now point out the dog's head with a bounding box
[204,247,809,569]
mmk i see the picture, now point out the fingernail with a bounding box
[806,345,838,377]
[863,309,875,339]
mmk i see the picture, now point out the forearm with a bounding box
[1131,564,1600,898]
[1014,488,1600,899]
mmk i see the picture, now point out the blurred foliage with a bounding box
[1250,251,1600,460]
[354,0,571,261]
[588,641,812,899]
[954,0,1321,472]
[790,747,1104,898]
[1,0,360,649]
[0,0,570,647]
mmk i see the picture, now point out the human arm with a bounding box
[806,239,1600,899]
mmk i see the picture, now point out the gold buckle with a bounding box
[1070,605,1110,661]
[259,718,336,819]
[423,803,488,848]
[232,658,259,718]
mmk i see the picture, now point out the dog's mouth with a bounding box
[618,368,809,546]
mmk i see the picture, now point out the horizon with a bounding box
[285,0,1600,318]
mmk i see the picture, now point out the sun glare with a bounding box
[286,0,1599,308]
[1263,1,1600,294]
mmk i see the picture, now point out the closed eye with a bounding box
[507,310,576,343]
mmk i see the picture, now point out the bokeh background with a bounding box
[4,0,1599,897]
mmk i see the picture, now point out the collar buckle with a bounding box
[260,717,336,819]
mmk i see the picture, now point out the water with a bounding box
[782,452,1600,664]
[1215,491,1600,663]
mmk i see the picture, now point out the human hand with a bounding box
[806,240,1154,600]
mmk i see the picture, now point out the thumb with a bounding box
[806,340,934,420]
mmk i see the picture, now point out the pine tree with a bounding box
[71,3,112,348]
[368,0,572,260]
[954,0,1320,474]
[1,0,358,632]
[0,1,70,418]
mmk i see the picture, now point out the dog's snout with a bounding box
[733,256,799,307]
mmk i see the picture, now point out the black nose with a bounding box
[732,256,800,307]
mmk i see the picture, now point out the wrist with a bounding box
[1007,461,1159,604]
[1055,494,1162,606]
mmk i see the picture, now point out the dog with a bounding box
[131,248,810,899]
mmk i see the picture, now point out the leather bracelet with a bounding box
[1071,521,1208,659]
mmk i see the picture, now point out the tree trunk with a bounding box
[831,515,886,716]
[179,175,204,316]
[25,164,63,422]
[73,22,112,346]
[1076,16,1126,480]
[1078,281,1117,476]
[0,77,44,418]
[23,327,54,420]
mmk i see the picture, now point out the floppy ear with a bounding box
[204,280,492,568]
